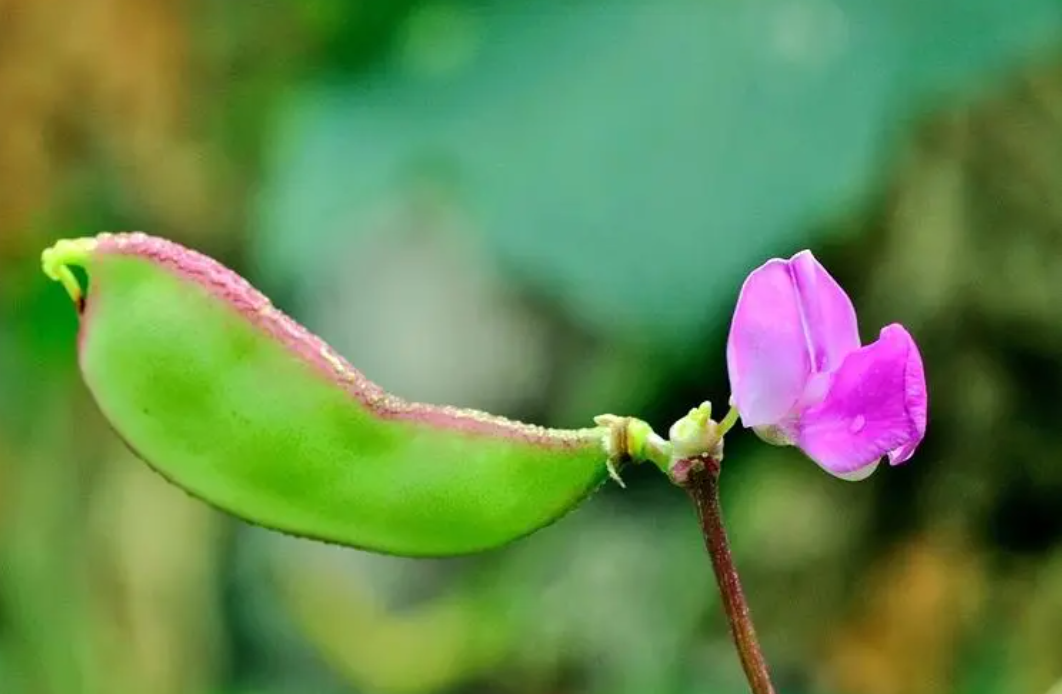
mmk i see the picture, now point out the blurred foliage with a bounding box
[2,2,1062,694]
[257,0,1062,346]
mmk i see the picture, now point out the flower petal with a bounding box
[794,324,925,478]
[789,250,861,373]
[727,258,812,427]
[834,458,880,482]
[887,325,927,465]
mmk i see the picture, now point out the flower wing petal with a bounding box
[887,325,927,465]
[727,258,812,427]
[795,324,925,478]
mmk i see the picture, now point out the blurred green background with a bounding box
[2,1,1062,693]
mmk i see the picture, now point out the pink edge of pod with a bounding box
[74,232,599,450]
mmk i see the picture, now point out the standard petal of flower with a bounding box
[727,258,812,427]
[789,250,861,373]
[885,324,927,465]
[794,325,923,478]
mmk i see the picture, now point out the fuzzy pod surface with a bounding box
[42,233,611,556]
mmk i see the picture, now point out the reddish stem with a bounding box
[679,456,775,694]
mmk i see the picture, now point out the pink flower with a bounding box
[726,251,927,480]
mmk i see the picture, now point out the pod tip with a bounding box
[42,237,98,309]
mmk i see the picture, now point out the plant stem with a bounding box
[681,457,775,694]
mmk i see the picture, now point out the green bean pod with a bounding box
[42,233,615,556]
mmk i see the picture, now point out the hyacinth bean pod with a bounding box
[42,233,614,556]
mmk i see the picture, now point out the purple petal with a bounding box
[789,251,861,373]
[794,324,925,478]
[887,325,927,465]
[727,259,812,427]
